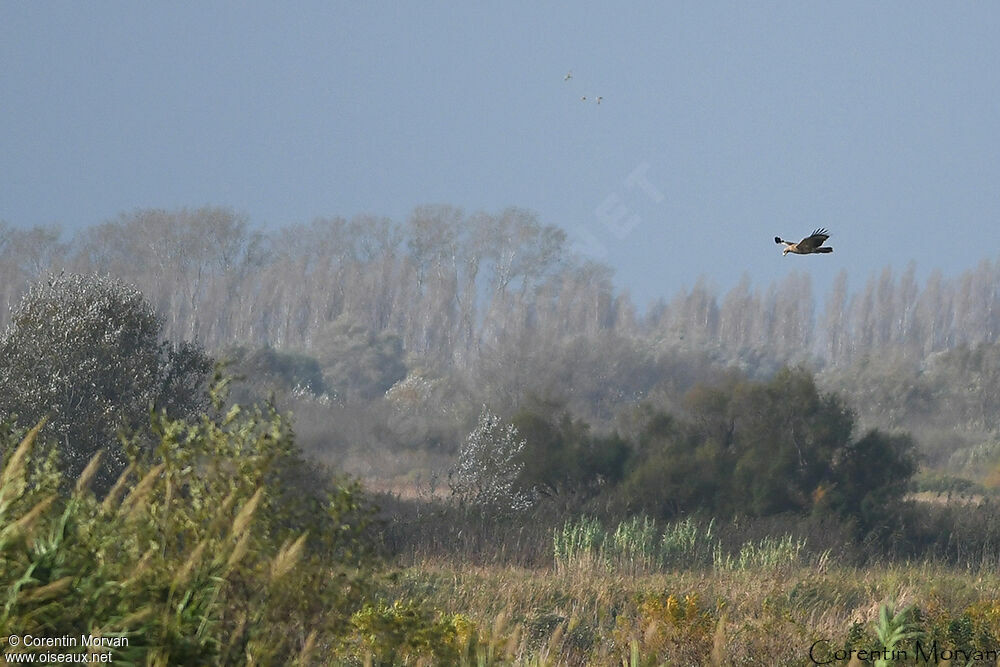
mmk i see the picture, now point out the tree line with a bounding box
[3,206,999,373]
[4,206,1000,474]
[0,272,919,546]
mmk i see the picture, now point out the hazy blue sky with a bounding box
[3,3,999,307]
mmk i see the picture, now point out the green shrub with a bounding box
[0,376,457,664]
[348,599,464,665]
[0,273,213,489]
[621,368,918,530]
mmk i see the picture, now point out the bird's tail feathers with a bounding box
[816,247,833,253]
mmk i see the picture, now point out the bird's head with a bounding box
[782,247,791,256]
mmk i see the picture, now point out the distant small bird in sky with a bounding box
[774,229,833,256]
[566,71,601,106]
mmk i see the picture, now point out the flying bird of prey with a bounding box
[774,229,833,256]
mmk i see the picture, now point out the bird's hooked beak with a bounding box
[782,248,790,256]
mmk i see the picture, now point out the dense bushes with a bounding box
[0,378,468,664]
[512,401,630,496]
[507,369,918,531]
[224,344,328,401]
[624,369,916,527]
[0,273,213,488]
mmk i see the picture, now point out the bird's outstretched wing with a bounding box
[798,228,830,250]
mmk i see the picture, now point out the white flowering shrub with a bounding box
[0,273,212,486]
[449,406,533,513]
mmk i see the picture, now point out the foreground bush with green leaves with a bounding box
[0,378,466,665]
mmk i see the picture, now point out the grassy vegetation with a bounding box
[347,366,1000,662]
[4,378,1000,664]
[379,557,1000,665]
[359,490,1000,665]
[552,515,815,574]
